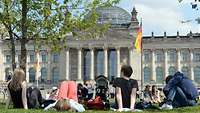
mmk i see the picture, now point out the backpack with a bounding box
[27,87,43,108]
[87,96,104,110]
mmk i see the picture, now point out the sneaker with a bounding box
[160,103,173,110]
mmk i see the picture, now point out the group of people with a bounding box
[5,65,200,112]
[143,84,161,104]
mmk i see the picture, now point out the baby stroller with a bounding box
[87,75,110,109]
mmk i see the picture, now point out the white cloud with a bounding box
[133,0,199,36]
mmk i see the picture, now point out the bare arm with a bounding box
[130,88,137,110]
[5,86,11,109]
[115,87,123,110]
[21,81,28,109]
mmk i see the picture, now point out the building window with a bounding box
[52,67,59,85]
[168,66,176,76]
[83,50,91,81]
[144,67,151,83]
[181,49,190,62]
[194,50,200,62]
[155,50,164,63]
[5,68,11,81]
[42,54,47,62]
[5,55,11,63]
[156,67,164,83]
[41,67,47,83]
[96,50,104,76]
[194,66,200,83]
[29,68,35,83]
[52,53,59,63]
[144,50,151,63]
[30,54,35,63]
[109,50,117,81]
[181,66,190,77]
[168,49,177,62]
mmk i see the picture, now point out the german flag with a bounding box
[134,25,142,52]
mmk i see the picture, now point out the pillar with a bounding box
[116,47,121,77]
[177,49,181,71]
[104,48,108,78]
[90,48,95,80]
[151,50,156,82]
[164,49,168,79]
[65,48,70,80]
[190,49,194,80]
[78,48,82,80]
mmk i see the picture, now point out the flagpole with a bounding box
[140,18,144,90]
[36,50,39,88]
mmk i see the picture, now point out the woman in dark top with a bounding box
[6,68,28,109]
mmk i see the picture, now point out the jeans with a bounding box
[165,86,197,108]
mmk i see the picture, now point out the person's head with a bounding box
[54,99,71,111]
[9,68,25,91]
[165,75,173,84]
[121,65,133,78]
[151,85,157,94]
[152,85,157,90]
[144,85,151,91]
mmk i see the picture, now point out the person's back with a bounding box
[113,78,138,108]
[27,87,44,108]
[8,82,23,108]
[164,72,198,100]
[6,68,28,109]
[113,65,138,111]
[161,72,198,109]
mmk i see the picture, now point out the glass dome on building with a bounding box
[96,6,132,28]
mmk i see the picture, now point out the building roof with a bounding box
[95,6,132,28]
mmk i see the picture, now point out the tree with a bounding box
[0,0,120,74]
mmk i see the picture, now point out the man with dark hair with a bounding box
[161,72,198,109]
[113,65,138,111]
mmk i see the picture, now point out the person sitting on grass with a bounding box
[143,85,152,103]
[113,65,138,111]
[161,72,198,110]
[6,68,28,109]
[151,85,161,104]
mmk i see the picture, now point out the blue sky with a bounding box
[117,0,200,36]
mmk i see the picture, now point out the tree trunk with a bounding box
[20,0,28,76]
[8,25,16,71]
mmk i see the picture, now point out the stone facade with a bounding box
[143,32,200,87]
[0,6,142,88]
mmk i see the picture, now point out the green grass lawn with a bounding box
[0,103,200,113]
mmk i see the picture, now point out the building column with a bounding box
[151,50,156,82]
[129,47,134,76]
[90,48,95,80]
[0,46,3,81]
[78,48,82,80]
[47,49,51,83]
[164,49,168,79]
[104,48,108,78]
[177,49,181,71]
[65,48,70,80]
[116,47,121,77]
[190,49,194,80]
[26,65,29,83]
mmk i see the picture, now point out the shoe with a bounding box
[160,103,173,110]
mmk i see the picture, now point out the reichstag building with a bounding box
[143,32,200,87]
[1,6,200,88]
[0,6,142,86]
